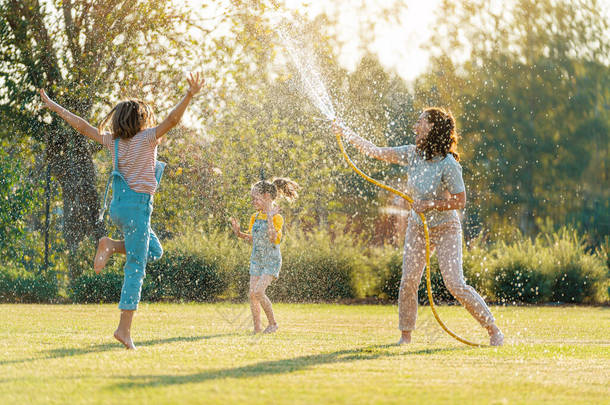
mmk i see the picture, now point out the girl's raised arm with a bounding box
[155,72,205,139]
[332,123,405,164]
[39,89,102,144]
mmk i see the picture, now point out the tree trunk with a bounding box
[49,122,106,280]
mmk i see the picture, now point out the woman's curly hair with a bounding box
[417,107,460,161]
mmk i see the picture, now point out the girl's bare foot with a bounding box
[397,331,412,345]
[114,329,136,350]
[94,237,114,273]
[262,324,278,334]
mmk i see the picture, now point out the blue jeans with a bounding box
[109,176,163,310]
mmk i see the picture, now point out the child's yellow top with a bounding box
[247,212,284,244]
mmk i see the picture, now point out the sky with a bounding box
[282,0,442,81]
[181,0,442,82]
[182,0,610,82]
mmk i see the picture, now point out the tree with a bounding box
[0,141,41,266]
[421,0,609,239]
[0,0,201,278]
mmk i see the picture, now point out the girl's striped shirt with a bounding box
[102,128,159,195]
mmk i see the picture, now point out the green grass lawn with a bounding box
[0,303,608,404]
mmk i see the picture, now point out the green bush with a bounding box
[23,223,610,305]
[155,231,250,300]
[0,268,59,303]
[550,264,597,303]
[491,262,549,304]
[70,271,123,303]
[366,246,399,299]
[146,251,227,302]
[375,226,607,305]
[485,227,607,304]
[542,228,607,304]
[461,235,495,297]
[595,236,610,303]
[487,237,547,303]
[69,233,228,303]
[70,254,226,304]
[175,228,368,302]
[272,230,362,301]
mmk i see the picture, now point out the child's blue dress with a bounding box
[248,212,283,278]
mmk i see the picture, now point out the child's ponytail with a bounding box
[272,177,300,202]
[252,177,300,202]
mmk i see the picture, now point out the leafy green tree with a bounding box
[0,0,202,277]
[420,0,609,240]
[0,141,41,266]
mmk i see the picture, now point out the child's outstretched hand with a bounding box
[187,72,204,96]
[230,217,240,235]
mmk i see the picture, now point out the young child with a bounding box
[230,178,300,334]
[39,72,204,349]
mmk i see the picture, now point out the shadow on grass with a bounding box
[0,333,237,366]
[111,345,466,389]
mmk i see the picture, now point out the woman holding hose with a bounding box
[333,107,504,346]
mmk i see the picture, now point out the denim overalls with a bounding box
[100,139,165,310]
[250,215,282,278]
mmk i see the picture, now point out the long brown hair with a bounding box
[418,107,460,161]
[252,177,300,202]
[98,99,156,140]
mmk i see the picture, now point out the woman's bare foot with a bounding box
[94,237,114,273]
[114,329,136,350]
[262,324,278,334]
[397,331,412,345]
[490,332,504,346]
[486,324,504,346]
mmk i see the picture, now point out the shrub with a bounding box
[491,261,549,304]
[0,267,59,303]
[486,227,607,304]
[69,233,228,303]
[271,230,363,301]
[70,271,123,303]
[595,236,610,303]
[146,251,227,302]
[550,264,597,303]
[156,231,250,300]
[64,224,609,305]
[541,228,607,304]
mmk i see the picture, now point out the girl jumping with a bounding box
[230,178,300,334]
[333,108,504,346]
[40,72,204,349]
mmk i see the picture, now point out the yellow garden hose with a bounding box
[335,131,483,347]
